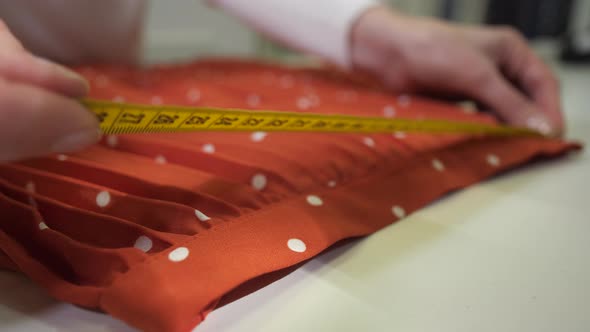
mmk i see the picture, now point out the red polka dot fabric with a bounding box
[0,59,580,332]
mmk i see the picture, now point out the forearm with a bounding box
[209,0,379,67]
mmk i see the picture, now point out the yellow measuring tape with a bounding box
[81,99,542,137]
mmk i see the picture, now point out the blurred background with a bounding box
[143,0,590,65]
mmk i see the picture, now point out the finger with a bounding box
[0,78,100,162]
[0,20,88,97]
[463,63,556,135]
[0,20,25,50]
[488,27,564,134]
[407,51,555,135]
[0,52,89,98]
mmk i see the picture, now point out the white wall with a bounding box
[143,0,259,63]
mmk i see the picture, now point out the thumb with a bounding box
[0,79,100,162]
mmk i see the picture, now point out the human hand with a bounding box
[350,7,563,136]
[0,21,100,162]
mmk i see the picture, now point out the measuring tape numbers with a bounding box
[81,99,542,137]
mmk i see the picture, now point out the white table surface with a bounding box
[1,62,589,332]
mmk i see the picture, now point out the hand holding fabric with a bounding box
[350,7,564,136]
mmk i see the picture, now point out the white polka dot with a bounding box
[202,143,215,154]
[432,159,445,172]
[287,238,307,253]
[106,135,118,147]
[186,88,201,103]
[154,155,167,164]
[397,95,411,107]
[25,181,35,193]
[458,101,477,114]
[57,154,68,161]
[38,222,49,230]
[96,191,111,208]
[363,137,375,148]
[251,131,267,142]
[327,180,337,188]
[487,154,501,167]
[306,195,323,206]
[246,94,261,107]
[112,96,125,103]
[296,97,312,110]
[134,236,153,253]
[151,96,163,105]
[392,205,406,219]
[168,247,189,262]
[251,173,267,191]
[383,105,396,118]
[393,132,406,139]
[195,209,211,221]
[279,75,294,88]
[95,75,109,88]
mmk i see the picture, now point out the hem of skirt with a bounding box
[96,137,580,332]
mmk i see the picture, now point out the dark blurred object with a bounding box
[561,29,590,63]
[560,0,590,63]
[486,0,573,39]
[440,0,456,20]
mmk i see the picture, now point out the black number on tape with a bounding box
[214,116,239,126]
[268,119,288,127]
[312,121,329,128]
[290,120,310,128]
[154,114,179,125]
[96,112,108,123]
[242,118,264,126]
[185,115,210,125]
[119,113,145,124]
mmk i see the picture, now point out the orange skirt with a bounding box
[0,59,580,331]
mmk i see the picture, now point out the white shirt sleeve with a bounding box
[210,0,379,68]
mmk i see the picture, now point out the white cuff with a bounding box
[211,0,379,67]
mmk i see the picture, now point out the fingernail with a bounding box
[51,128,102,153]
[526,114,554,136]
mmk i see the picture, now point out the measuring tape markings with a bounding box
[81,99,542,137]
